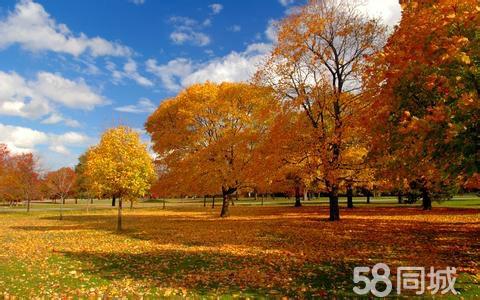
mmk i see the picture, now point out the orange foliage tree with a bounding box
[45,167,76,220]
[365,0,480,208]
[146,82,279,217]
[0,148,40,211]
[256,0,386,220]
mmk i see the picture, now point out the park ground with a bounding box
[0,196,479,298]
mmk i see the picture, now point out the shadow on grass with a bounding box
[58,249,361,297]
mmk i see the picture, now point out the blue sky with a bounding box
[0,0,401,171]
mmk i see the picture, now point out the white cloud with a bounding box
[123,59,153,87]
[0,71,52,118]
[0,0,132,57]
[360,0,402,27]
[41,112,81,127]
[146,58,194,92]
[278,0,295,7]
[129,0,145,5]
[0,123,48,153]
[169,16,211,47]
[209,3,223,14]
[0,70,107,123]
[115,98,157,114]
[0,123,91,157]
[32,72,107,109]
[228,25,241,32]
[146,43,271,92]
[265,19,279,42]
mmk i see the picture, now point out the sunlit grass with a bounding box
[0,204,478,298]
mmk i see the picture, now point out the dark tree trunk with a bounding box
[422,189,432,210]
[397,192,403,204]
[329,188,340,221]
[27,198,30,212]
[62,198,66,204]
[294,180,302,207]
[75,198,78,204]
[220,187,234,217]
[162,199,166,209]
[117,198,123,231]
[203,196,207,207]
[130,200,133,209]
[212,196,215,208]
[112,195,116,207]
[91,198,94,204]
[366,194,371,204]
[347,184,354,209]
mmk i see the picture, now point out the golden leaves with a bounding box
[0,206,478,297]
[85,126,156,199]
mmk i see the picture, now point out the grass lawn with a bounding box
[0,201,479,298]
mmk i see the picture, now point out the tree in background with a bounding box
[74,152,95,203]
[256,0,386,220]
[85,126,156,230]
[365,0,480,209]
[146,82,279,217]
[6,153,40,211]
[45,167,76,220]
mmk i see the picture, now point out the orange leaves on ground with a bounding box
[0,206,478,297]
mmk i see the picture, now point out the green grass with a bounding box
[1,194,479,214]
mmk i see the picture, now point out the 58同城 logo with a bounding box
[353,263,457,297]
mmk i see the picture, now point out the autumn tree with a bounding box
[85,126,156,230]
[146,82,279,217]
[5,153,40,211]
[74,152,95,203]
[256,0,386,220]
[45,167,76,220]
[365,0,480,209]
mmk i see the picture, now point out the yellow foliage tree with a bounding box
[85,126,156,230]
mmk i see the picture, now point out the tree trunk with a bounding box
[117,198,123,231]
[254,191,258,201]
[162,199,166,209]
[75,198,78,204]
[91,198,94,204]
[422,189,432,210]
[220,188,230,217]
[27,198,30,212]
[366,194,371,204]
[203,196,206,207]
[398,192,403,204]
[347,184,354,209]
[212,196,215,208]
[294,181,302,207]
[303,186,308,203]
[130,200,133,209]
[112,195,116,207]
[60,196,64,220]
[329,187,340,221]
[235,191,239,202]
